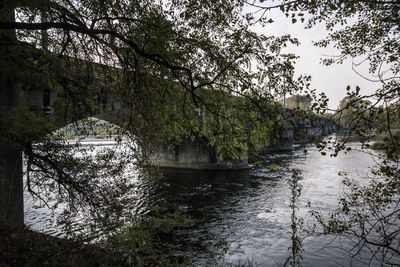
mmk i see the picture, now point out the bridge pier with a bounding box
[152,138,250,170]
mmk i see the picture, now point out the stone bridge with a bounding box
[265,114,337,152]
[5,55,338,171]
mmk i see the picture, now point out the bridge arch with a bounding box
[287,117,299,130]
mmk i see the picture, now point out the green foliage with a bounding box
[368,141,386,150]
[308,167,400,265]
[0,107,56,145]
[247,0,400,264]
[241,0,400,264]
[103,209,194,266]
[284,169,304,267]
[285,94,312,111]
[1,0,311,162]
[370,131,400,155]
[334,94,375,133]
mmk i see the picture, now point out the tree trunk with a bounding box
[0,120,24,228]
[0,1,24,228]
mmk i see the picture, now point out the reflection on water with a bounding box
[25,135,385,266]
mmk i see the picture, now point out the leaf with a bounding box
[269,163,279,171]
[389,55,398,62]
[329,3,338,10]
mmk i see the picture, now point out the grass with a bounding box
[369,142,387,150]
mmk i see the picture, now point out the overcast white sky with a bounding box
[250,8,380,109]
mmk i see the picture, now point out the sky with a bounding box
[249,8,381,110]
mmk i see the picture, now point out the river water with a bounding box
[25,135,388,266]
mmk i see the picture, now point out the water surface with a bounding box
[25,135,386,266]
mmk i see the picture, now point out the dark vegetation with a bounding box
[0,225,126,267]
[0,209,194,266]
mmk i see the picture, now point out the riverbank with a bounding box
[0,223,192,267]
[0,225,126,266]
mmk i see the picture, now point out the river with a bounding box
[25,135,388,266]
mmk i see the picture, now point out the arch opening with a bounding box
[54,117,125,141]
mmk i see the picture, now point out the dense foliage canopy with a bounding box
[0,0,312,157]
[0,0,308,250]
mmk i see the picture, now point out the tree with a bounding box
[286,94,312,111]
[0,0,314,243]
[244,0,400,264]
[335,94,374,130]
